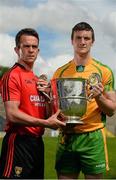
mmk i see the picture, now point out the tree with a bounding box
[0,66,9,79]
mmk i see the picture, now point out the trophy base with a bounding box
[66,116,84,125]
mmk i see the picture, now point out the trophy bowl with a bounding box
[51,78,88,124]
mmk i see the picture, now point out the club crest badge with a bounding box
[88,73,101,86]
[14,166,22,177]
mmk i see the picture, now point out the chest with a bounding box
[19,73,38,96]
[60,65,102,81]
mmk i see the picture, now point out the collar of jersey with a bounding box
[15,63,26,70]
[72,57,93,67]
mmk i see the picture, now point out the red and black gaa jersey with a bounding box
[1,63,46,136]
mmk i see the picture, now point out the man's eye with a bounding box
[24,45,30,48]
[76,36,91,41]
[76,37,81,40]
[32,45,38,49]
[84,37,91,40]
[23,45,38,49]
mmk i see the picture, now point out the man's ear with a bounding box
[14,47,19,54]
[14,47,21,57]
[38,48,40,53]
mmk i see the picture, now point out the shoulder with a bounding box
[92,58,114,80]
[52,60,72,78]
[2,63,23,84]
[92,58,114,89]
[92,58,113,73]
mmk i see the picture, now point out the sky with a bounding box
[0,0,116,86]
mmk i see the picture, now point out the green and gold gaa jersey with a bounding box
[52,58,114,133]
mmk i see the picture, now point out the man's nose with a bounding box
[80,37,85,44]
[29,46,34,52]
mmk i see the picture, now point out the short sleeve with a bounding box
[2,72,21,102]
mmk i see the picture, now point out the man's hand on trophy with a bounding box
[37,74,51,94]
[57,112,68,122]
[89,82,104,99]
[36,74,52,101]
[46,109,66,130]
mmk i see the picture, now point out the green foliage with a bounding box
[0,66,9,78]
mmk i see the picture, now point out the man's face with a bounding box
[15,35,39,65]
[72,30,94,55]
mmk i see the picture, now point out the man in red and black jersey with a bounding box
[0,28,65,179]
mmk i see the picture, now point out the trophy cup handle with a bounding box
[38,74,52,102]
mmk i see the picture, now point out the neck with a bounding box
[73,53,91,66]
[18,60,33,71]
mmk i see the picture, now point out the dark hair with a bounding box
[71,22,95,42]
[15,28,39,47]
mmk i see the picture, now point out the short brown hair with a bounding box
[15,28,39,47]
[71,22,95,42]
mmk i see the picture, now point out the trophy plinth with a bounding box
[66,116,84,124]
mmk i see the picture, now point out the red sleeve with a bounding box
[2,72,21,102]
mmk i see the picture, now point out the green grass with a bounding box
[0,137,116,179]
[44,136,57,179]
[105,138,116,179]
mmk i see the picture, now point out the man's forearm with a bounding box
[95,93,116,116]
[6,108,48,127]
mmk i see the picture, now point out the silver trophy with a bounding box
[39,73,101,125]
[51,78,88,124]
[51,73,101,125]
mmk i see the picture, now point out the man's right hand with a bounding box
[45,109,66,130]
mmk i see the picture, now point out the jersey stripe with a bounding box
[2,64,18,101]
[101,128,109,171]
[59,62,71,78]
[3,133,16,177]
[93,59,114,89]
[3,71,10,101]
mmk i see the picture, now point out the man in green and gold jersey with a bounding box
[52,22,116,179]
